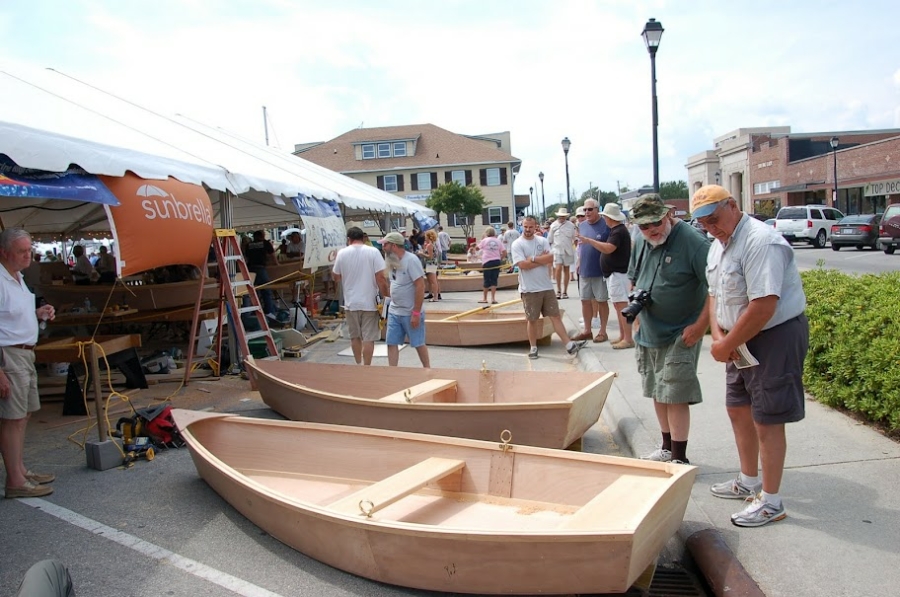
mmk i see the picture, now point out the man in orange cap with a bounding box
[693,184,808,528]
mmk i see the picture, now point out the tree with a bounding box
[659,180,689,201]
[426,182,488,239]
[578,187,619,207]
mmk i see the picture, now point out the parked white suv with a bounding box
[774,205,844,248]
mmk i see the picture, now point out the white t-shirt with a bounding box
[387,251,425,316]
[0,267,39,345]
[502,228,520,251]
[510,235,554,293]
[331,243,386,311]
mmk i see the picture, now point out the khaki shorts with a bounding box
[345,311,381,342]
[0,347,40,419]
[521,290,561,321]
[553,252,575,266]
[606,272,630,304]
[636,335,703,405]
[579,276,609,302]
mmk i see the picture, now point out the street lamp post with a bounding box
[539,171,546,222]
[830,136,840,208]
[561,137,572,214]
[642,18,664,193]
[529,186,535,217]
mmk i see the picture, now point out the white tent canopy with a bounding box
[0,66,431,238]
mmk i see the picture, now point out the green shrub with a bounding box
[449,242,468,255]
[802,269,900,431]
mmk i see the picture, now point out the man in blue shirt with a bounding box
[573,199,610,342]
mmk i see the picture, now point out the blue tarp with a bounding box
[0,155,120,205]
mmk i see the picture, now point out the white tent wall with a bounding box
[0,66,432,239]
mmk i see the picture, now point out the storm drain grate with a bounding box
[597,565,706,597]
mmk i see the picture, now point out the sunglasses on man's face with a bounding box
[638,219,665,231]
[582,207,596,212]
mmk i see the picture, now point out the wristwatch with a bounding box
[530,256,535,263]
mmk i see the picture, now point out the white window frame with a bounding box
[485,168,501,186]
[392,142,407,157]
[488,206,503,225]
[377,143,391,158]
[362,144,375,159]
[754,180,780,194]
[452,214,469,227]
[383,174,398,192]
[451,170,466,185]
[390,217,403,231]
[416,172,432,191]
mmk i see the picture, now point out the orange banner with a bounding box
[101,174,213,277]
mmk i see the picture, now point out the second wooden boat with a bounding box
[436,271,518,292]
[174,409,697,595]
[420,306,560,346]
[246,359,614,449]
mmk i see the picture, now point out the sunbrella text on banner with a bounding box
[101,174,213,277]
[291,195,345,270]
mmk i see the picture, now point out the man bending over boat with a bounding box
[510,216,586,360]
[378,232,430,368]
[332,227,390,366]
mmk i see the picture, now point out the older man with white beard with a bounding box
[378,232,430,368]
[627,195,711,466]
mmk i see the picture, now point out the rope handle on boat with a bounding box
[359,500,375,518]
[499,429,513,453]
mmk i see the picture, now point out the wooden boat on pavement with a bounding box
[421,306,560,346]
[436,270,518,292]
[173,409,697,595]
[246,358,613,449]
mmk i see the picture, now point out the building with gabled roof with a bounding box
[295,123,523,244]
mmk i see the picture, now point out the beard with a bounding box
[645,218,673,248]
[385,251,402,271]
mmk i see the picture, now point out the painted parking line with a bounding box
[21,498,286,597]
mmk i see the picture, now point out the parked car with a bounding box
[765,218,776,227]
[830,214,882,250]
[879,203,900,254]
[774,205,844,248]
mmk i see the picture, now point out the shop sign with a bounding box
[864,178,900,196]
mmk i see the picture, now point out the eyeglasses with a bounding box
[638,219,665,231]
[696,200,729,227]
[582,207,596,212]
[576,215,585,218]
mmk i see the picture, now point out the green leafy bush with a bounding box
[802,269,900,431]
[449,242,468,255]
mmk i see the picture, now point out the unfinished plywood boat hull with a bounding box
[174,410,697,595]
[37,279,215,311]
[246,359,612,449]
[382,307,559,346]
[436,271,518,292]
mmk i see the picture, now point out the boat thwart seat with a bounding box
[560,474,665,531]
[378,379,457,403]
[329,457,466,517]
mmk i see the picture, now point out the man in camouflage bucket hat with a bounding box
[627,193,711,466]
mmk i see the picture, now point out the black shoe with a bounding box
[424,293,434,300]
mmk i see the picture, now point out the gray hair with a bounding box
[0,228,32,251]
[484,227,496,237]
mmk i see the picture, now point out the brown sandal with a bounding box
[593,332,609,343]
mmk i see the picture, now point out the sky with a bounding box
[2,0,899,205]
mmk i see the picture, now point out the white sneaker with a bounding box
[731,494,786,527]
[710,476,762,500]
[641,448,672,462]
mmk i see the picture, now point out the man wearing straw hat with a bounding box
[547,207,577,299]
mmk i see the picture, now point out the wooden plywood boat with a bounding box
[174,409,697,595]
[36,279,216,311]
[436,271,518,292]
[246,359,613,449]
[421,307,560,346]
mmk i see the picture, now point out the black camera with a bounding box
[621,289,651,323]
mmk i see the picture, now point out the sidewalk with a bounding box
[569,298,900,597]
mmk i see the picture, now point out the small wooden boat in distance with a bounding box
[395,306,559,346]
[246,359,614,449]
[174,410,697,595]
[437,271,518,292]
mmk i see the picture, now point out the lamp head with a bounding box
[642,18,664,55]
[830,136,839,149]
[561,137,571,154]
[539,171,544,182]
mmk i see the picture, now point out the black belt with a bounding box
[5,344,36,350]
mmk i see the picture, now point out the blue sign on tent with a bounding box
[0,155,120,205]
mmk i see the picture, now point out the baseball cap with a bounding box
[630,194,670,225]
[692,185,731,218]
[378,232,406,245]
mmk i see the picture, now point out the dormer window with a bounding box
[377,143,391,158]
[360,140,410,159]
[362,144,375,159]
[393,142,407,157]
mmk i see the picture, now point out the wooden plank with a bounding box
[329,457,465,516]
[379,379,457,402]
[560,475,665,530]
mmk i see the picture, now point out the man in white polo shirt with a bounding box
[0,229,57,498]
